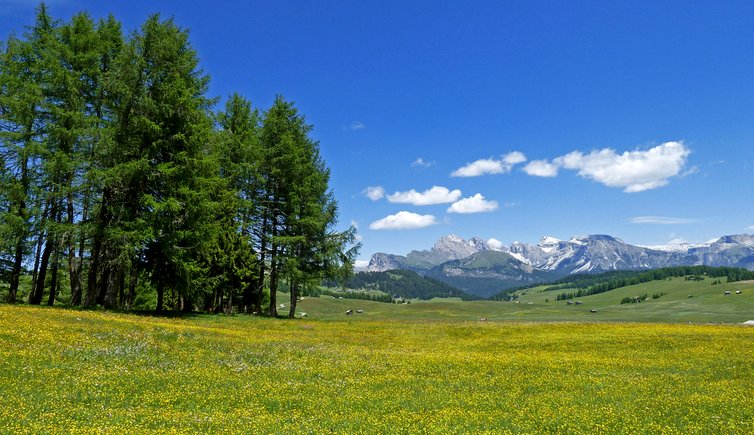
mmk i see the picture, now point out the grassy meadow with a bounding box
[2,302,754,433]
[303,277,754,323]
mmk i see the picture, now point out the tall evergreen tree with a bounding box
[259,96,359,317]
[2,6,358,313]
[211,93,261,313]
[99,15,216,311]
[0,4,56,305]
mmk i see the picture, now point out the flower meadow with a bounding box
[1,305,753,433]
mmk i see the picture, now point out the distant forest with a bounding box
[324,269,479,300]
[492,265,754,301]
[0,5,358,317]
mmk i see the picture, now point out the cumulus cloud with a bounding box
[362,186,385,201]
[447,194,499,214]
[523,159,559,177]
[487,238,506,250]
[451,151,527,177]
[369,211,438,230]
[667,237,689,245]
[629,216,699,225]
[387,186,462,206]
[746,225,754,231]
[350,121,365,130]
[503,151,527,166]
[521,142,690,192]
[554,141,690,192]
[411,158,434,168]
[353,259,369,268]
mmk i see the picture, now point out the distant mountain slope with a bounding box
[327,269,478,300]
[424,251,559,298]
[367,234,490,271]
[365,233,754,297]
[493,265,754,301]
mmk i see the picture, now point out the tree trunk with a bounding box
[102,261,122,309]
[84,235,100,307]
[9,125,33,303]
[7,240,24,304]
[182,295,193,313]
[66,191,82,305]
[85,187,111,307]
[268,212,278,317]
[126,266,137,309]
[30,231,53,305]
[269,247,278,317]
[225,286,234,314]
[47,248,60,306]
[254,249,265,314]
[156,281,164,313]
[47,204,63,306]
[29,200,49,303]
[288,281,298,318]
[31,196,59,306]
[69,257,82,306]
[73,188,90,306]
[252,211,267,314]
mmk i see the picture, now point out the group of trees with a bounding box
[324,269,478,300]
[554,266,754,301]
[0,5,358,316]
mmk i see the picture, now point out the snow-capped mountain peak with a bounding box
[538,236,561,246]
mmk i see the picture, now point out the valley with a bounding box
[366,233,754,297]
[302,275,754,324]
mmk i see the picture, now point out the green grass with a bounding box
[301,277,754,323]
[1,304,753,433]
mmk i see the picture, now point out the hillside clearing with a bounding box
[307,277,754,323]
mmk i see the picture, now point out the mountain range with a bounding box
[366,233,754,298]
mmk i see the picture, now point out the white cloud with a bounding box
[523,159,559,177]
[362,186,385,201]
[629,216,699,225]
[667,237,689,245]
[451,158,503,177]
[553,141,690,192]
[387,186,461,205]
[681,166,699,177]
[369,211,438,230]
[411,158,434,168]
[487,238,505,250]
[354,259,369,268]
[451,151,527,177]
[747,225,754,231]
[447,194,499,214]
[503,151,527,166]
[350,121,365,130]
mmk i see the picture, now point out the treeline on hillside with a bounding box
[553,266,754,301]
[323,269,478,300]
[302,287,394,303]
[0,5,358,317]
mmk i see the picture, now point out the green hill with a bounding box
[324,269,478,300]
[301,276,754,323]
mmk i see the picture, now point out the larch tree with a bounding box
[1,5,359,314]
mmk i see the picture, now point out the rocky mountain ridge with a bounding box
[366,233,754,296]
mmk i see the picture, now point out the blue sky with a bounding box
[3,1,754,264]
